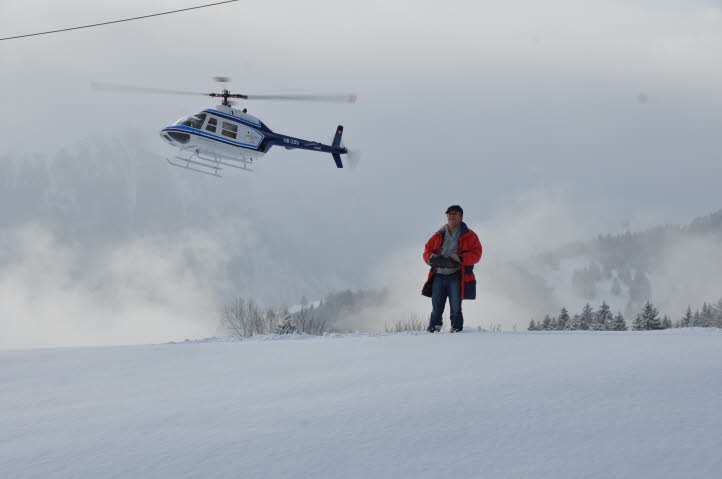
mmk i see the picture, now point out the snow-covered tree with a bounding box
[541,315,553,331]
[593,302,613,330]
[712,299,722,327]
[610,312,627,331]
[633,301,661,330]
[632,312,646,331]
[569,313,583,330]
[646,303,662,330]
[548,316,559,330]
[692,310,702,327]
[557,307,570,330]
[680,306,693,328]
[579,303,595,330]
[661,315,672,329]
[528,319,538,331]
[700,303,715,327]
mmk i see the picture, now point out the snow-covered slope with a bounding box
[2,330,721,478]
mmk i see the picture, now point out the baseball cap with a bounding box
[445,205,464,215]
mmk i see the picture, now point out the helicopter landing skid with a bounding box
[166,150,254,177]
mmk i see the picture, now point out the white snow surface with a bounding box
[2,329,721,478]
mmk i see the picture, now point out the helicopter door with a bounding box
[205,117,218,133]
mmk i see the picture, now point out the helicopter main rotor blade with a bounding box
[92,81,357,103]
[245,93,357,104]
[91,81,210,96]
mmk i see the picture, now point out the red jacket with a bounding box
[422,222,483,300]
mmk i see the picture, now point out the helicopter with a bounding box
[93,78,358,176]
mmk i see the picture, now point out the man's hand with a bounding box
[450,254,461,263]
[429,255,461,269]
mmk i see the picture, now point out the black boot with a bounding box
[450,312,463,333]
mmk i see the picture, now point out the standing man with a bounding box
[422,205,483,332]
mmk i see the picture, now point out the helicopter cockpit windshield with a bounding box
[174,113,207,130]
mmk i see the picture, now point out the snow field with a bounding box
[1,329,721,478]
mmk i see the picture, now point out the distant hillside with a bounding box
[533,209,722,316]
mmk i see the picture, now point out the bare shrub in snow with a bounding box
[385,314,425,333]
[291,307,328,335]
[223,298,263,338]
[224,298,329,337]
[223,299,291,337]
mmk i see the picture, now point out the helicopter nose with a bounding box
[160,130,174,145]
[160,128,191,145]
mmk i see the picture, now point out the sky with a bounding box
[1,0,722,346]
[2,0,722,223]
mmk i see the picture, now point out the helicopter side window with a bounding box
[206,117,218,133]
[221,121,238,139]
[176,114,206,129]
[190,113,206,129]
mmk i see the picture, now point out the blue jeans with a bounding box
[428,272,463,331]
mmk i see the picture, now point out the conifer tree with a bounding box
[634,301,661,330]
[661,315,672,329]
[557,307,570,330]
[712,299,722,327]
[646,302,662,330]
[594,302,613,330]
[579,303,595,330]
[541,314,553,331]
[569,313,583,330]
[610,312,627,331]
[680,306,693,328]
[693,310,702,327]
[701,303,714,327]
[528,319,537,331]
[549,316,559,330]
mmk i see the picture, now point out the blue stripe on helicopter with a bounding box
[164,125,264,150]
[203,109,264,128]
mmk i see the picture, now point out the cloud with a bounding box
[0,224,229,349]
[652,234,722,316]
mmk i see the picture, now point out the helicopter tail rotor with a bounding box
[332,125,344,149]
[331,125,345,168]
[344,149,361,169]
[329,125,360,169]
[331,149,360,169]
[332,153,343,169]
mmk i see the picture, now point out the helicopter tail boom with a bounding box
[270,125,348,167]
